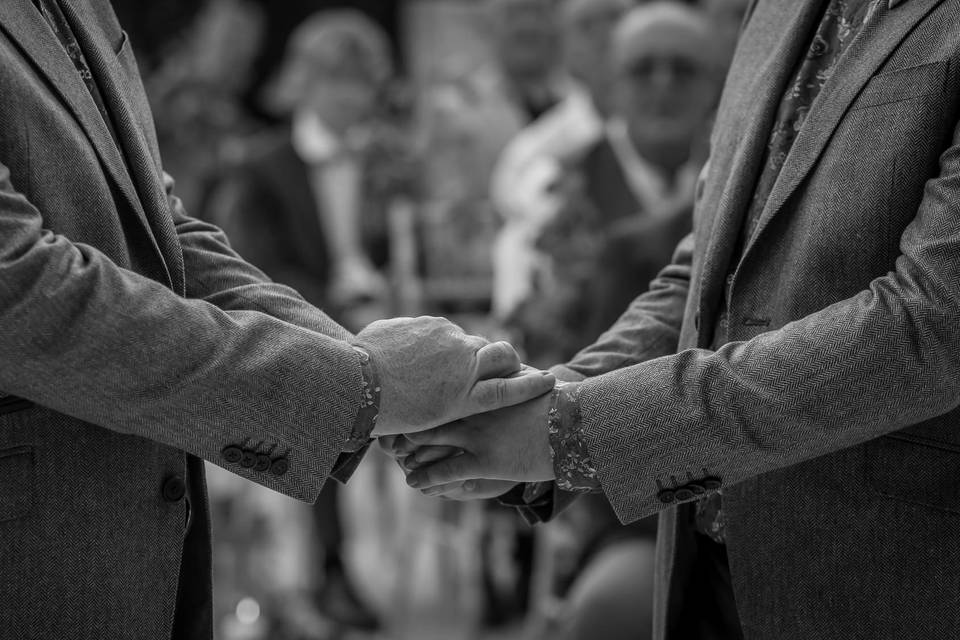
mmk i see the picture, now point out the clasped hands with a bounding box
[353,316,559,500]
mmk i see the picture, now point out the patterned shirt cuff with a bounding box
[547,383,603,493]
[345,346,380,453]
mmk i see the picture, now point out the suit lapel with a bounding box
[696,0,827,336]
[740,0,944,264]
[59,0,185,294]
[0,1,166,269]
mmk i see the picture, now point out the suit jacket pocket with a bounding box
[866,434,960,515]
[851,60,949,111]
[0,445,35,522]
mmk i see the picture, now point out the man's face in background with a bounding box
[612,10,723,155]
[301,69,379,134]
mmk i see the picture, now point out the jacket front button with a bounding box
[162,476,186,502]
[222,446,243,464]
[254,454,272,472]
[269,458,289,477]
[240,450,257,468]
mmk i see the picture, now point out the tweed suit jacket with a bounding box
[548,0,960,638]
[0,2,367,637]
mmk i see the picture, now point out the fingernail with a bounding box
[407,476,422,489]
[422,487,443,497]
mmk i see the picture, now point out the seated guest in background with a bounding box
[206,11,415,630]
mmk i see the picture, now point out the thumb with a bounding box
[468,369,555,415]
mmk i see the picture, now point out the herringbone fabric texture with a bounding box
[553,0,960,638]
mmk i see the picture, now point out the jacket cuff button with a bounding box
[222,446,243,464]
[269,458,289,477]
[254,454,272,472]
[240,450,257,468]
[674,487,695,501]
[657,489,675,504]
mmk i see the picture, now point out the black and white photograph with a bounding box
[1,0,959,638]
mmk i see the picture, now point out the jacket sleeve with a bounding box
[166,172,351,342]
[0,160,361,503]
[554,230,694,381]
[578,120,960,523]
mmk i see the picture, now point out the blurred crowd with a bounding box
[128,0,749,638]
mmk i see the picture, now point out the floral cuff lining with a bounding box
[547,383,602,493]
[344,346,380,452]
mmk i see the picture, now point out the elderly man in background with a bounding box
[499,2,725,362]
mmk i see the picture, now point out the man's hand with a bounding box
[354,316,555,436]
[400,392,556,490]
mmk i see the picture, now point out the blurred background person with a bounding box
[208,9,417,330]
[490,0,631,320]
[205,10,418,634]
[146,0,267,216]
[417,0,572,316]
